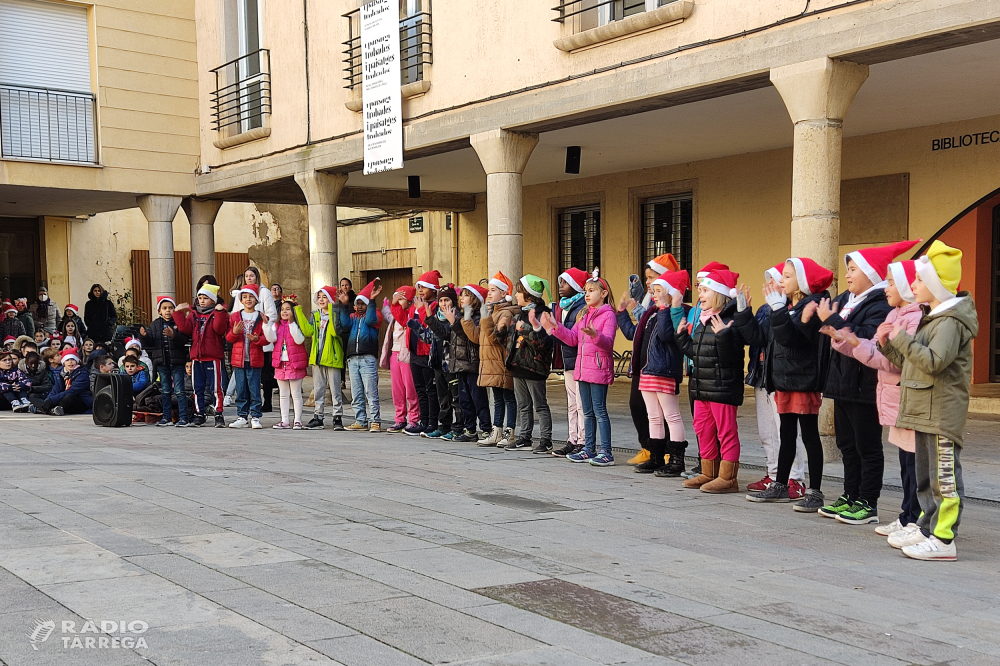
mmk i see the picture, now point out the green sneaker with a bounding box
[817,494,852,519]
[835,500,879,525]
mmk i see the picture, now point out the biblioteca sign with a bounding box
[932,130,1000,152]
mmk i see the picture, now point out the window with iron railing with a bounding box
[0,84,98,163]
[642,193,693,297]
[343,0,432,90]
[210,49,271,137]
[560,205,602,273]
[553,0,675,28]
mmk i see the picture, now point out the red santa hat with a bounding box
[416,270,443,291]
[317,285,337,303]
[558,268,588,294]
[3,305,16,316]
[64,304,79,316]
[648,253,680,276]
[888,260,918,303]
[845,239,921,284]
[2,335,15,346]
[765,263,784,284]
[238,283,260,301]
[463,284,489,303]
[488,271,514,298]
[651,270,690,298]
[697,261,730,279]
[786,257,834,296]
[700,269,739,299]
[60,347,81,364]
[355,279,378,305]
[394,285,416,302]
[155,296,175,310]
[124,337,142,350]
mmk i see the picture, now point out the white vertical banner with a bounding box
[361,0,403,174]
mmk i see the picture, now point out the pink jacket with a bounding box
[551,303,617,385]
[831,302,922,451]
[269,320,308,373]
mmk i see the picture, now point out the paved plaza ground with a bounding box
[1,378,999,665]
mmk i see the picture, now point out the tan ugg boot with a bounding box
[682,458,717,488]
[701,460,740,493]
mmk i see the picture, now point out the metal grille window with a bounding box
[642,193,693,282]
[0,85,96,162]
[559,206,601,273]
[210,49,271,135]
[553,0,673,25]
[343,0,433,90]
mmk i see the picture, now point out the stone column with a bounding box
[294,171,348,300]
[138,195,183,301]
[181,198,223,294]
[770,57,868,287]
[470,129,538,280]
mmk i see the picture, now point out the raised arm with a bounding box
[885,320,963,377]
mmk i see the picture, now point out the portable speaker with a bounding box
[92,373,134,427]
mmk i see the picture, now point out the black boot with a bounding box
[656,441,688,477]
[634,441,665,474]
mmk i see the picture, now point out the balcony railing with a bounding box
[210,49,271,135]
[553,0,671,24]
[0,83,97,164]
[343,8,433,90]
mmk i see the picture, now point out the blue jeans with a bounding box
[492,387,516,428]
[578,381,611,456]
[233,365,262,418]
[158,365,187,422]
[347,355,380,426]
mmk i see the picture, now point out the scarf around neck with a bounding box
[559,292,584,312]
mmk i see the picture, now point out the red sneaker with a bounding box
[787,479,806,500]
[747,475,773,492]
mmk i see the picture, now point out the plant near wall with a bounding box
[113,290,148,327]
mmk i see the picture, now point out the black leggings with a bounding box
[410,362,438,429]
[629,374,650,450]
[776,413,824,490]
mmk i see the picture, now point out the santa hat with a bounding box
[558,268,588,294]
[488,271,514,298]
[317,285,337,303]
[519,274,552,303]
[652,270,690,298]
[124,337,142,350]
[238,283,260,301]
[2,336,15,346]
[845,239,921,284]
[355,279,378,305]
[155,296,175,310]
[697,261,730,279]
[787,257,834,296]
[700,269,739,299]
[888,260,918,303]
[197,283,221,301]
[60,347,80,364]
[416,270,443,291]
[915,240,963,303]
[463,284,488,304]
[394,285,416,302]
[66,304,81,316]
[2,305,16,316]
[765,263,784,284]
[648,253,680,276]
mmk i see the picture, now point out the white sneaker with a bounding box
[902,535,957,561]
[223,395,233,407]
[12,399,26,412]
[483,426,501,446]
[875,518,903,536]
[887,524,924,549]
[498,427,514,447]
[250,418,262,429]
[229,417,248,428]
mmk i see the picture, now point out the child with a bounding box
[14,298,35,339]
[60,304,87,340]
[464,272,519,447]
[120,337,154,377]
[174,283,230,427]
[270,295,308,429]
[226,283,268,429]
[449,285,491,442]
[336,280,383,432]
[140,296,192,427]
[42,348,92,415]
[551,268,590,457]
[296,286,346,430]
[1,304,26,341]
[28,348,60,410]
[381,287,420,433]
[676,269,746,493]
[541,271,617,465]
[881,241,977,561]
[822,259,923,540]
[121,356,150,394]
[395,270,442,436]
[34,329,48,348]
[424,285,464,440]
[0,351,32,412]
[90,354,116,394]
[805,242,912,524]
[495,275,554,452]
[742,258,833,509]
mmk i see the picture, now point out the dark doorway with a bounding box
[0,218,41,302]
[362,267,414,357]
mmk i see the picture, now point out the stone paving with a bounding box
[1,379,1000,665]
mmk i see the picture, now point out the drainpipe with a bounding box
[451,212,459,286]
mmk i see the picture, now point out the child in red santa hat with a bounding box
[381,285,420,432]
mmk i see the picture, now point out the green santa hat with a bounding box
[519,274,552,304]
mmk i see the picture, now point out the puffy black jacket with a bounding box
[84,288,117,343]
[140,317,190,369]
[640,307,683,381]
[736,293,830,394]
[448,314,480,374]
[553,296,587,371]
[742,304,771,389]
[808,288,891,404]
[495,308,553,381]
[675,300,746,406]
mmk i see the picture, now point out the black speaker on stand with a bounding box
[92,374,134,427]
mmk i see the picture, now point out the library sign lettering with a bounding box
[932,130,1000,152]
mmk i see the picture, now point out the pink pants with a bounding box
[390,352,420,425]
[641,390,685,442]
[693,400,740,463]
[563,374,586,445]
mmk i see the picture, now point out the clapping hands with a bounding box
[709,314,731,334]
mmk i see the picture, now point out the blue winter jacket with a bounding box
[47,367,93,408]
[336,304,381,358]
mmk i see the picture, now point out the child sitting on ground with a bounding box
[0,351,32,412]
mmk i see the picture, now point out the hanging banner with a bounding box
[361,0,403,174]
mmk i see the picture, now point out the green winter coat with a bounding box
[881,293,978,447]
[294,304,345,369]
